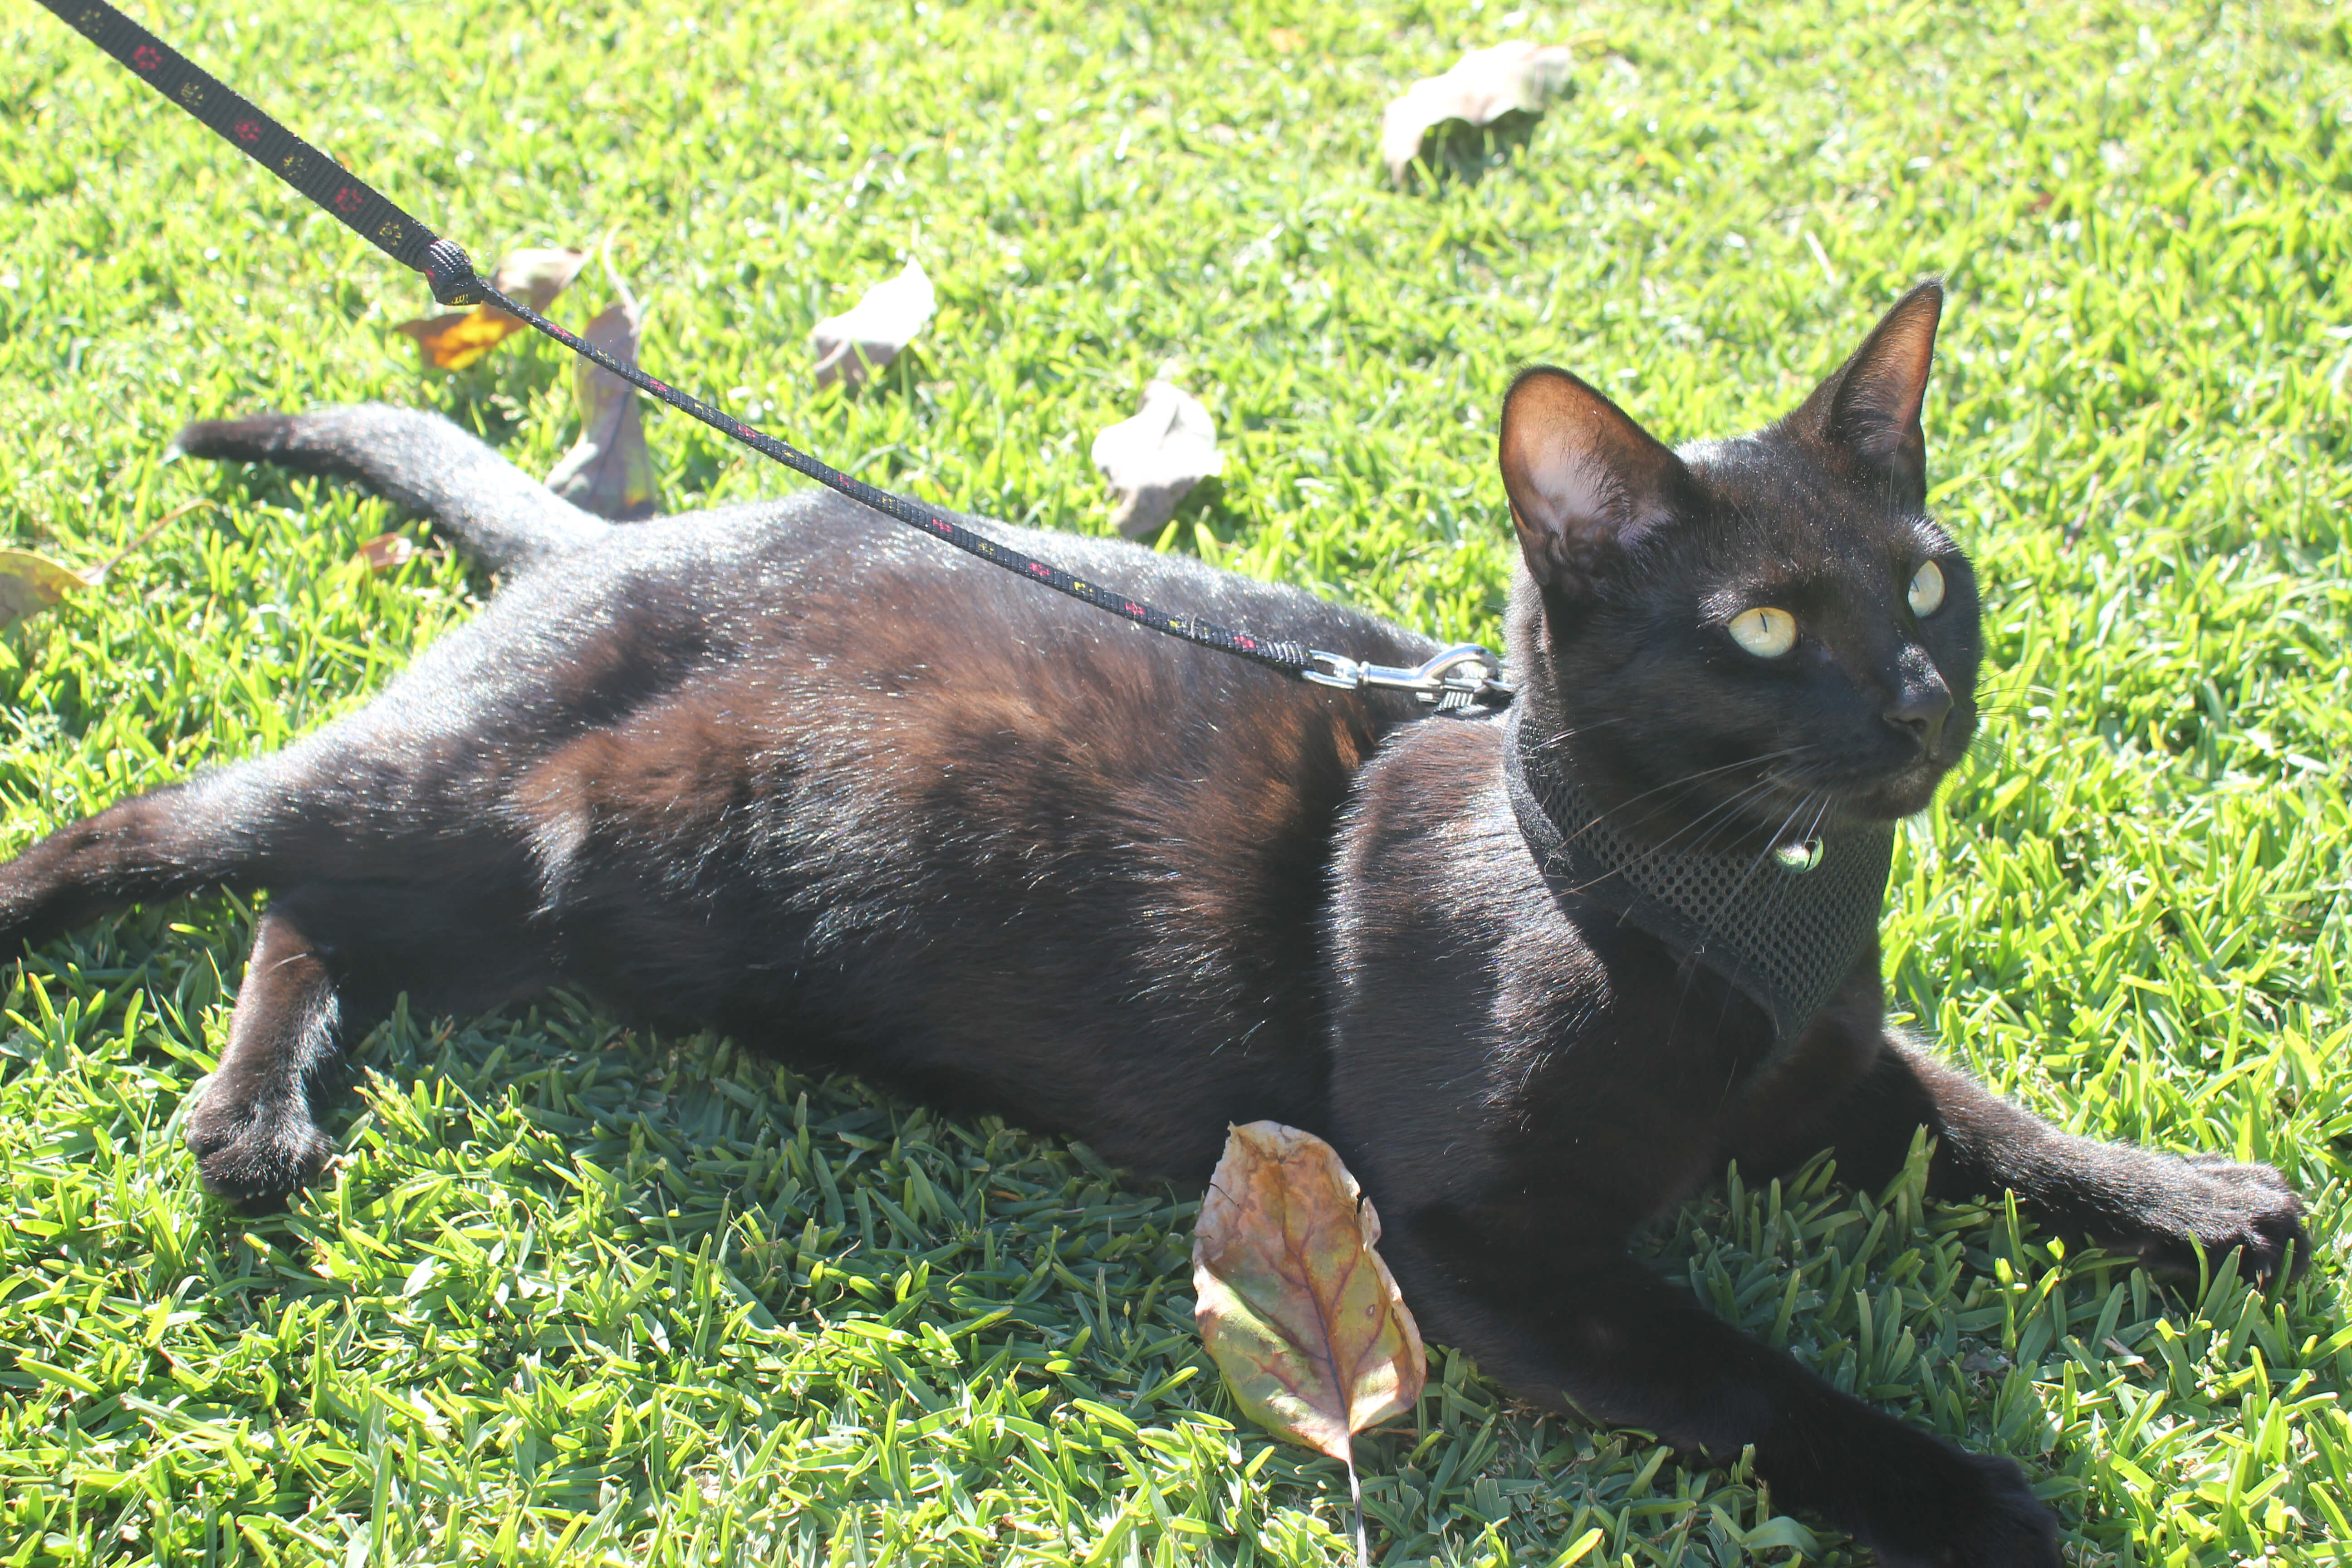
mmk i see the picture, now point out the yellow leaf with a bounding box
[396,306,523,370]
[0,549,88,630]
[395,244,591,369]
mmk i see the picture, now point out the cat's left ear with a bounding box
[1789,279,1943,506]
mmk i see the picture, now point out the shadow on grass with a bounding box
[1397,110,1549,191]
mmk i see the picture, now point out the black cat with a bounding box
[2,282,2303,1564]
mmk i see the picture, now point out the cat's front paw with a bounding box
[2128,1155,2308,1284]
[1859,1446,2060,1568]
[185,1086,330,1205]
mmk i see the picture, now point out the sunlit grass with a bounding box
[1,0,2349,1562]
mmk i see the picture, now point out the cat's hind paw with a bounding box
[185,1086,331,1206]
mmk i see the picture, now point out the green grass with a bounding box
[1,0,2349,1561]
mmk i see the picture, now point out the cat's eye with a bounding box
[1908,560,1946,617]
[1727,607,1797,659]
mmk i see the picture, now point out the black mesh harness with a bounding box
[1501,703,1894,1043]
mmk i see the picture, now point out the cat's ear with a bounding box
[1791,279,1943,504]
[1498,367,1689,592]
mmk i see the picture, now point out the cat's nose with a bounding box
[1885,678,1952,752]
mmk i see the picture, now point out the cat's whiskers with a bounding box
[1725,787,1829,912]
[1553,745,1826,853]
[1528,715,1637,755]
[1553,768,1804,903]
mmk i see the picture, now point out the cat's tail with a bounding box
[172,404,612,573]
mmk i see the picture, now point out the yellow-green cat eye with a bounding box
[1908,560,1946,617]
[1728,606,1797,659]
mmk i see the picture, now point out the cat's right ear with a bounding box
[1497,368,1689,593]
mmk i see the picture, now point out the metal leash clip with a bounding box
[1301,643,1513,707]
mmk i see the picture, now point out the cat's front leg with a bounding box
[1744,1030,2309,1282]
[1386,1215,2061,1568]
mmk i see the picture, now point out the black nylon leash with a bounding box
[34,0,1510,709]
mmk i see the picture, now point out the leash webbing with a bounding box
[36,0,438,276]
[34,0,1517,697]
[451,271,1314,675]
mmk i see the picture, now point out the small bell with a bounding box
[1774,838,1823,874]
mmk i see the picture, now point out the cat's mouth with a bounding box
[1759,750,1956,830]
[1556,715,1975,851]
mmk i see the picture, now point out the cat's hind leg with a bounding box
[183,880,556,1203]
[0,762,553,1202]
[173,404,612,572]
[183,897,343,1201]
[0,770,279,952]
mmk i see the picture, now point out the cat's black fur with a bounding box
[3,283,2305,1564]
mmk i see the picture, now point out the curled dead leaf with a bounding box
[396,245,592,371]
[546,287,660,522]
[812,260,936,388]
[0,499,210,629]
[1090,380,1224,539]
[355,532,418,572]
[1381,40,1578,185]
[1194,1121,1425,1464]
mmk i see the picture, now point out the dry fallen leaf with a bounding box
[0,550,89,632]
[1195,1121,1424,1564]
[396,245,592,371]
[1381,40,1577,185]
[0,499,212,629]
[812,260,936,388]
[545,275,660,521]
[1090,380,1224,539]
[355,532,418,572]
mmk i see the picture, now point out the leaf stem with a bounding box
[82,498,212,586]
[1347,1441,1369,1568]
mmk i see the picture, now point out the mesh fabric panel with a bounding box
[1503,706,1893,1043]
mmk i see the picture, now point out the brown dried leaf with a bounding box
[489,247,595,314]
[1090,380,1224,539]
[1381,41,1577,184]
[545,285,660,522]
[395,245,591,370]
[355,532,417,572]
[0,550,87,631]
[1193,1121,1425,1465]
[811,260,936,388]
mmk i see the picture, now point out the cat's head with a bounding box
[1499,281,1980,844]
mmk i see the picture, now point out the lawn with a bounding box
[2,0,2349,1562]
